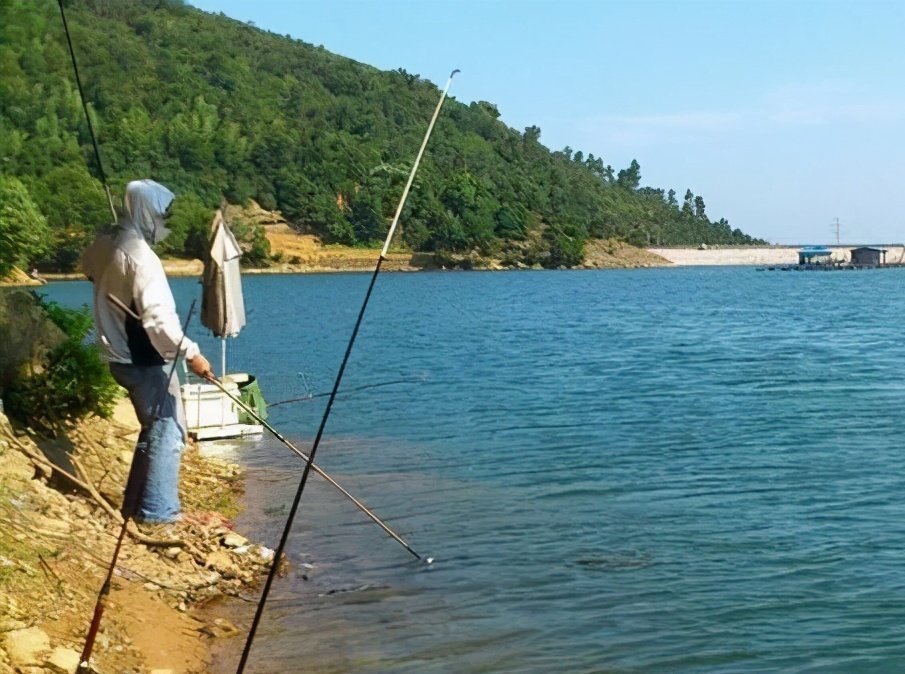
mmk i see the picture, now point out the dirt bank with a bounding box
[0,399,271,674]
[581,239,671,269]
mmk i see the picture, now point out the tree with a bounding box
[27,164,110,270]
[616,159,641,190]
[0,0,765,272]
[682,189,694,217]
[694,195,706,220]
[159,192,212,260]
[0,176,50,276]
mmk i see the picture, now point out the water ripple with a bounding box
[42,268,905,673]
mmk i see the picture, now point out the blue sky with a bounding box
[190,0,905,245]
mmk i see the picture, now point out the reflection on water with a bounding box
[44,268,905,673]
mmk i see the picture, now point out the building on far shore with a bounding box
[797,246,834,265]
[850,246,887,267]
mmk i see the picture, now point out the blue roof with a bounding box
[799,245,831,253]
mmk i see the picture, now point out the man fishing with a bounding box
[82,179,213,525]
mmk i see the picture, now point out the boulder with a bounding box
[44,647,80,673]
[3,626,50,667]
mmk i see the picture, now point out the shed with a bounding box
[797,246,834,265]
[850,246,887,267]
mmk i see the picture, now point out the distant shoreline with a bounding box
[21,245,905,285]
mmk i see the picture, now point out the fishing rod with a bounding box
[234,68,459,674]
[106,293,423,560]
[57,0,117,223]
[78,301,197,672]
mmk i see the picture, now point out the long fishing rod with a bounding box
[105,293,422,560]
[78,301,197,672]
[57,0,117,223]
[234,68,459,674]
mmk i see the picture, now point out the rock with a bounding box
[0,449,33,480]
[163,547,181,560]
[200,617,240,639]
[33,513,70,534]
[3,627,50,666]
[221,532,248,548]
[44,646,80,673]
[204,550,239,578]
[0,617,26,633]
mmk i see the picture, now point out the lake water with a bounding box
[43,267,905,673]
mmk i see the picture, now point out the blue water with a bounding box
[43,267,905,673]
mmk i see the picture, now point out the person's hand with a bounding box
[187,353,214,380]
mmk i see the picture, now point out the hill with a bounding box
[0,0,764,272]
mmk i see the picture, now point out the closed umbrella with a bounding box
[201,209,245,377]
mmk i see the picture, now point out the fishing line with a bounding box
[234,69,459,674]
[78,301,197,672]
[268,377,420,407]
[57,0,117,223]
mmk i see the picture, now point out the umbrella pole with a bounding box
[220,337,227,428]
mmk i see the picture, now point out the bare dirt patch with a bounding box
[264,224,416,272]
[582,239,672,268]
[0,399,270,674]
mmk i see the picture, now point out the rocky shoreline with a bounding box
[0,400,271,674]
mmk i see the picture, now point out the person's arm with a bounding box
[133,255,212,377]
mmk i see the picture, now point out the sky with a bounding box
[189,0,905,245]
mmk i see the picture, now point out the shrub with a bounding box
[5,295,120,435]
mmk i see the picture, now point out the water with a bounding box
[42,267,905,673]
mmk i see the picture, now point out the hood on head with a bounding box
[122,179,175,245]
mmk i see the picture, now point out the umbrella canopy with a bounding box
[201,210,246,338]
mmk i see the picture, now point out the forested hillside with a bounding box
[0,0,763,272]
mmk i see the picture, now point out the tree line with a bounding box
[0,0,763,274]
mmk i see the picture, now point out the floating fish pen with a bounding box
[758,246,904,271]
[759,264,883,271]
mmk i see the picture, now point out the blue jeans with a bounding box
[109,362,186,524]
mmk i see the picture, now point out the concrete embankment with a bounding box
[648,246,905,266]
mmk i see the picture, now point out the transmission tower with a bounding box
[831,217,841,245]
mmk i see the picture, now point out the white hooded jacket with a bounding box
[81,180,200,365]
